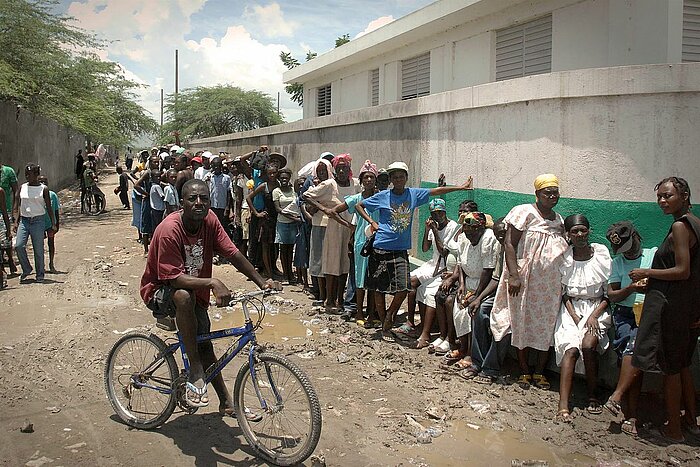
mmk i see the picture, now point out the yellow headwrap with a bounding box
[534,174,559,191]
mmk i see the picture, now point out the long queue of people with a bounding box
[123,144,699,444]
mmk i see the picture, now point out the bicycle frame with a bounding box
[131,293,280,411]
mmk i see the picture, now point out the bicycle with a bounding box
[82,185,105,216]
[104,290,322,466]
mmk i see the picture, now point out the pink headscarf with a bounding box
[312,158,334,180]
[332,153,353,177]
[358,159,378,178]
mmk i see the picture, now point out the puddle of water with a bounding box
[388,420,595,466]
[212,310,309,344]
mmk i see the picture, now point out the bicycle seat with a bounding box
[156,316,176,332]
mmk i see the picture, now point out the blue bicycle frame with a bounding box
[131,291,281,411]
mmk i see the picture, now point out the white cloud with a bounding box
[242,3,298,38]
[354,15,394,39]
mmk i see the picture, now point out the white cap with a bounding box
[170,145,181,152]
[202,151,213,159]
[386,161,409,174]
[159,152,169,160]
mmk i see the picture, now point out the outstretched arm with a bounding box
[428,176,473,196]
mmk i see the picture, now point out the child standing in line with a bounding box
[164,168,180,215]
[115,166,131,209]
[149,169,166,230]
[38,175,60,273]
[293,176,312,294]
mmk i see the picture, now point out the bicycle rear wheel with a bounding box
[85,192,104,216]
[104,332,178,429]
[234,352,322,466]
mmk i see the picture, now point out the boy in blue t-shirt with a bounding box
[38,175,60,273]
[354,161,473,339]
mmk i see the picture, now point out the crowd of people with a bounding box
[124,143,700,443]
[1,140,698,443]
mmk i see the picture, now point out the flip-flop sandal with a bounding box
[621,419,638,437]
[363,320,374,329]
[450,359,473,371]
[532,373,551,390]
[427,337,444,354]
[220,406,263,422]
[381,332,396,343]
[474,374,496,385]
[185,381,209,408]
[554,409,572,423]
[517,374,532,389]
[356,319,366,327]
[587,399,603,415]
[604,398,622,417]
[414,338,430,350]
[456,366,480,380]
[443,351,468,365]
[433,340,452,356]
[394,322,417,337]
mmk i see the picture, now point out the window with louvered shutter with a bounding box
[496,14,552,81]
[370,69,379,106]
[683,0,700,62]
[401,53,430,100]
[317,84,331,117]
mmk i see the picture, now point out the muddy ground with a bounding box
[1,170,699,466]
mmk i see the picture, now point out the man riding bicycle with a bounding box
[140,178,277,412]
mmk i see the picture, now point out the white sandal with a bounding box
[427,337,444,354]
[434,340,452,355]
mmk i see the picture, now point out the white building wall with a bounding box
[294,0,687,119]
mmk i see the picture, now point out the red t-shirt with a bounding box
[140,210,238,307]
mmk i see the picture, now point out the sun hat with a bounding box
[268,152,287,169]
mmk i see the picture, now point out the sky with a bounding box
[53,0,434,126]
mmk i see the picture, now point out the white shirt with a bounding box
[194,167,210,180]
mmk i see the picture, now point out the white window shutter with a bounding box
[496,14,552,81]
[370,69,379,106]
[401,53,430,100]
[683,0,700,62]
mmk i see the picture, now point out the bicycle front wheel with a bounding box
[86,192,104,216]
[104,332,178,429]
[234,352,322,466]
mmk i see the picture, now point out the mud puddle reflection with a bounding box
[389,420,594,466]
[211,306,310,344]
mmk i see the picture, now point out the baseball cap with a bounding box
[386,161,409,175]
[170,145,181,153]
[606,221,637,254]
[202,151,213,159]
[191,156,203,164]
[429,198,446,212]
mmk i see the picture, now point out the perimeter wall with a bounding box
[190,63,700,256]
[0,101,85,190]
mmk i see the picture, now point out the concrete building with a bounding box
[286,0,700,119]
[191,0,700,253]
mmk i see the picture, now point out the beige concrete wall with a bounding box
[0,101,85,191]
[191,63,700,203]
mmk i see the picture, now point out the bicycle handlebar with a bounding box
[210,289,280,308]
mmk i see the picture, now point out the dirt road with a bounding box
[0,170,697,466]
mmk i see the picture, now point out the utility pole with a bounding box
[277,92,280,117]
[160,88,164,130]
[174,49,179,102]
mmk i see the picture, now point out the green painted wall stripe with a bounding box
[416,183,672,261]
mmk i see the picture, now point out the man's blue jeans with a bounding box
[471,296,511,377]
[15,215,46,280]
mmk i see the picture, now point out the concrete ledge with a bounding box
[192,63,700,146]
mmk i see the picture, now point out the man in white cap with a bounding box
[195,151,213,180]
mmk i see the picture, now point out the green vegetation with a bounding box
[161,85,284,141]
[0,0,156,147]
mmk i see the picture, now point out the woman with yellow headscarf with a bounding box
[489,174,568,390]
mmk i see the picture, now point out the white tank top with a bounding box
[20,183,46,218]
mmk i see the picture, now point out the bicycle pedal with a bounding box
[156,316,176,332]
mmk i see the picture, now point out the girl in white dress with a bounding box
[554,214,612,422]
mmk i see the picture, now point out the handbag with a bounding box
[360,233,375,257]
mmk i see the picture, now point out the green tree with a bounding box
[161,85,283,141]
[280,50,316,107]
[0,0,156,147]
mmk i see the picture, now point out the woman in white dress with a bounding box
[554,214,612,422]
